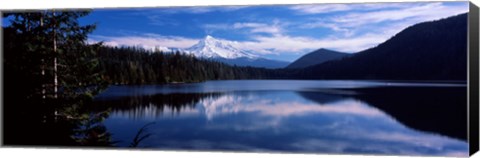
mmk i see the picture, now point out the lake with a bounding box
[92,80,468,156]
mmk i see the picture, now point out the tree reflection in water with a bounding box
[4,98,116,147]
[91,93,223,119]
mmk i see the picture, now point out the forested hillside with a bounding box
[295,13,468,80]
[286,48,350,69]
[97,46,285,84]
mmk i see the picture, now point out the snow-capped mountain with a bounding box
[181,35,290,69]
[149,35,290,68]
[184,35,258,59]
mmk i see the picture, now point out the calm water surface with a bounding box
[93,80,468,156]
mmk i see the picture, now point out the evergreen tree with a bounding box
[4,11,106,100]
[3,10,111,146]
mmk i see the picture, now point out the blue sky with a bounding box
[4,2,469,62]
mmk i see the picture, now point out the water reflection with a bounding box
[95,80,466,98]
[95,89,468,156]
[199,92,384,120]
[93,93,222,120]
[351,87,467,140]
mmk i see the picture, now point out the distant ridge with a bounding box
[286,48,350,69]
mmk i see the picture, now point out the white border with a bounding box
[0,0,479,158]
[0,147,461,158]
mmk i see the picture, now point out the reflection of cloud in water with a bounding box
[198,93,384,120]
[193,93,467,156]
[106,91,468,156]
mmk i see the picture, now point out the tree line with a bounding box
[96,46,289,85]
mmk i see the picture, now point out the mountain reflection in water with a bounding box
[92,80,467,156]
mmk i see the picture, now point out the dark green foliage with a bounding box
[3,11,112,146]
[3,11,107,99]
[69,109,117,146]
[129,122,155,148]
[96,46,286,85]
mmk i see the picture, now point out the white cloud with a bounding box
[90,34,199,50]
[331,2,468,27]
[289,4,353,14]
[289,2,415,14]
[301,22,354,37]
[290,2,468,53]
[201,2,468,55]
[237,33,388,53]
[233,22,282,34]
[200,20,383,54]
[153,6,249,14]
[203,21,284,35]
[233,22,265,29]
[90,30,388,55]
[92,2,468,56]
[202,23,231,30]
[301,2,467,31]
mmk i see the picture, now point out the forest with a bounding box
[96,46,288,85]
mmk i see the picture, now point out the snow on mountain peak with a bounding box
[185,35,258,59]
[205,35,214,39]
